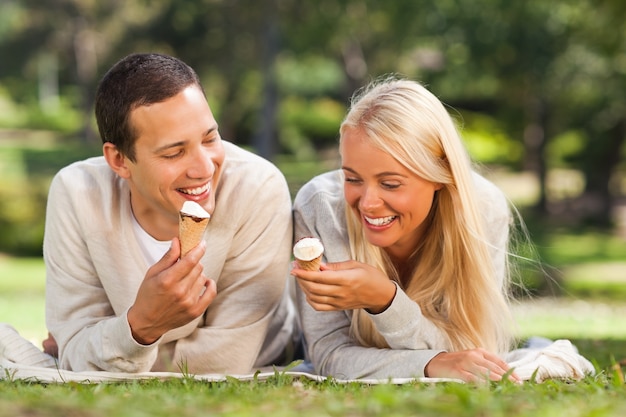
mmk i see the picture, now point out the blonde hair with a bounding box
[340,76,514,354]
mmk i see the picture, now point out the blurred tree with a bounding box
[0,0,624,225]
[552,0,626,225]
[0,0,166,140]
[366,0,625,225]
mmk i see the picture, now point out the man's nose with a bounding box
[188,147,215,179]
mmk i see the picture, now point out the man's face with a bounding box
[123,85,225,240]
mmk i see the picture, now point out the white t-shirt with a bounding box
[131,210,171,266]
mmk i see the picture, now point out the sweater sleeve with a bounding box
[369,283,448,350]
[168,160,294,374]
[293,171,445,379]
[44,164,159,372]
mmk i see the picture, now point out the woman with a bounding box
[291,77,519,382]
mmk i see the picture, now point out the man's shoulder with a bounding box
[223,141,279,169]
[222,141,286,183]
[56,156,110,178]
[217,141,290,213]
[51,156,120,197]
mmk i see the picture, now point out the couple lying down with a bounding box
[0,53,593,384]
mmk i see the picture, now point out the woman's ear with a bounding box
[103,142,131,179]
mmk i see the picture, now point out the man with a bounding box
[43,53,296,374]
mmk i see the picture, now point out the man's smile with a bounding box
[178,183,210,196]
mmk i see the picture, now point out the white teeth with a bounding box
[180,183,210,196]
[364,215,396,226]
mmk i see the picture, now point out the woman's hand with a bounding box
[292,260,396,313]
[425,349,521,383]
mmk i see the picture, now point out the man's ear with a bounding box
[103,142,131,179]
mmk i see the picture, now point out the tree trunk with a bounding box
[579,118,626,226]
[523,96,549,214]
[254,0,280,161]
[73,17,98,143]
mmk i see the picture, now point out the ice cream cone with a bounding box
[179,201,211,258]
[293,237,324,271]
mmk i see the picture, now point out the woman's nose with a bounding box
[359,186,382,210]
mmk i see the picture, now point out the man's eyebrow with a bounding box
[154,141,185,153]
[153,125,219,153]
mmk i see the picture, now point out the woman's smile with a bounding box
[363,214,397,228]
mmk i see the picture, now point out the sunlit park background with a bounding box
[1,0,625,366]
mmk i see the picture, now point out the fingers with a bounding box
[293,260,394,312]
[426,349,521,383]
[158,239,206,284]
[128,237,213,345]
[464,351,518,383]
[292,260,354,276]
[297,278,335,310]
[304,293,340,311]
[146,237,182,277]
[294,268,342,311]
[177,239,206,267]
[479,350,521,383]
[318,260,355,271]
[291,265,329,283]
[296,271,344,302]
[196,277,217,307]
[42,332,59,358]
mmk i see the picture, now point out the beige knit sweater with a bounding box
[44,141,295,374]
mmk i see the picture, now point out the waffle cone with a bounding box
[179,214,209,257]
[295,255,322,271]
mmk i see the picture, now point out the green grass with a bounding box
[1,371,626,417]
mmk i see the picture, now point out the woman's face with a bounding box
[341,127,442,262]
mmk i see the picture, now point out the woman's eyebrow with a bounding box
[342,166,406,178]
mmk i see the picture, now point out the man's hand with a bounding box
[425,349,521,383]
[127,237,217,345]
[292,260,396,314]
[42,332,58,358]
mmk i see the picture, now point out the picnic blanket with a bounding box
[0,323,594,384]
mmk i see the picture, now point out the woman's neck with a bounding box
[388,254,415,288]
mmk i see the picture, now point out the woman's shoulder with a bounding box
[472,171,507,202]
[294,169,344,206]
[293,170,349,257]
[471,170,511,221]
